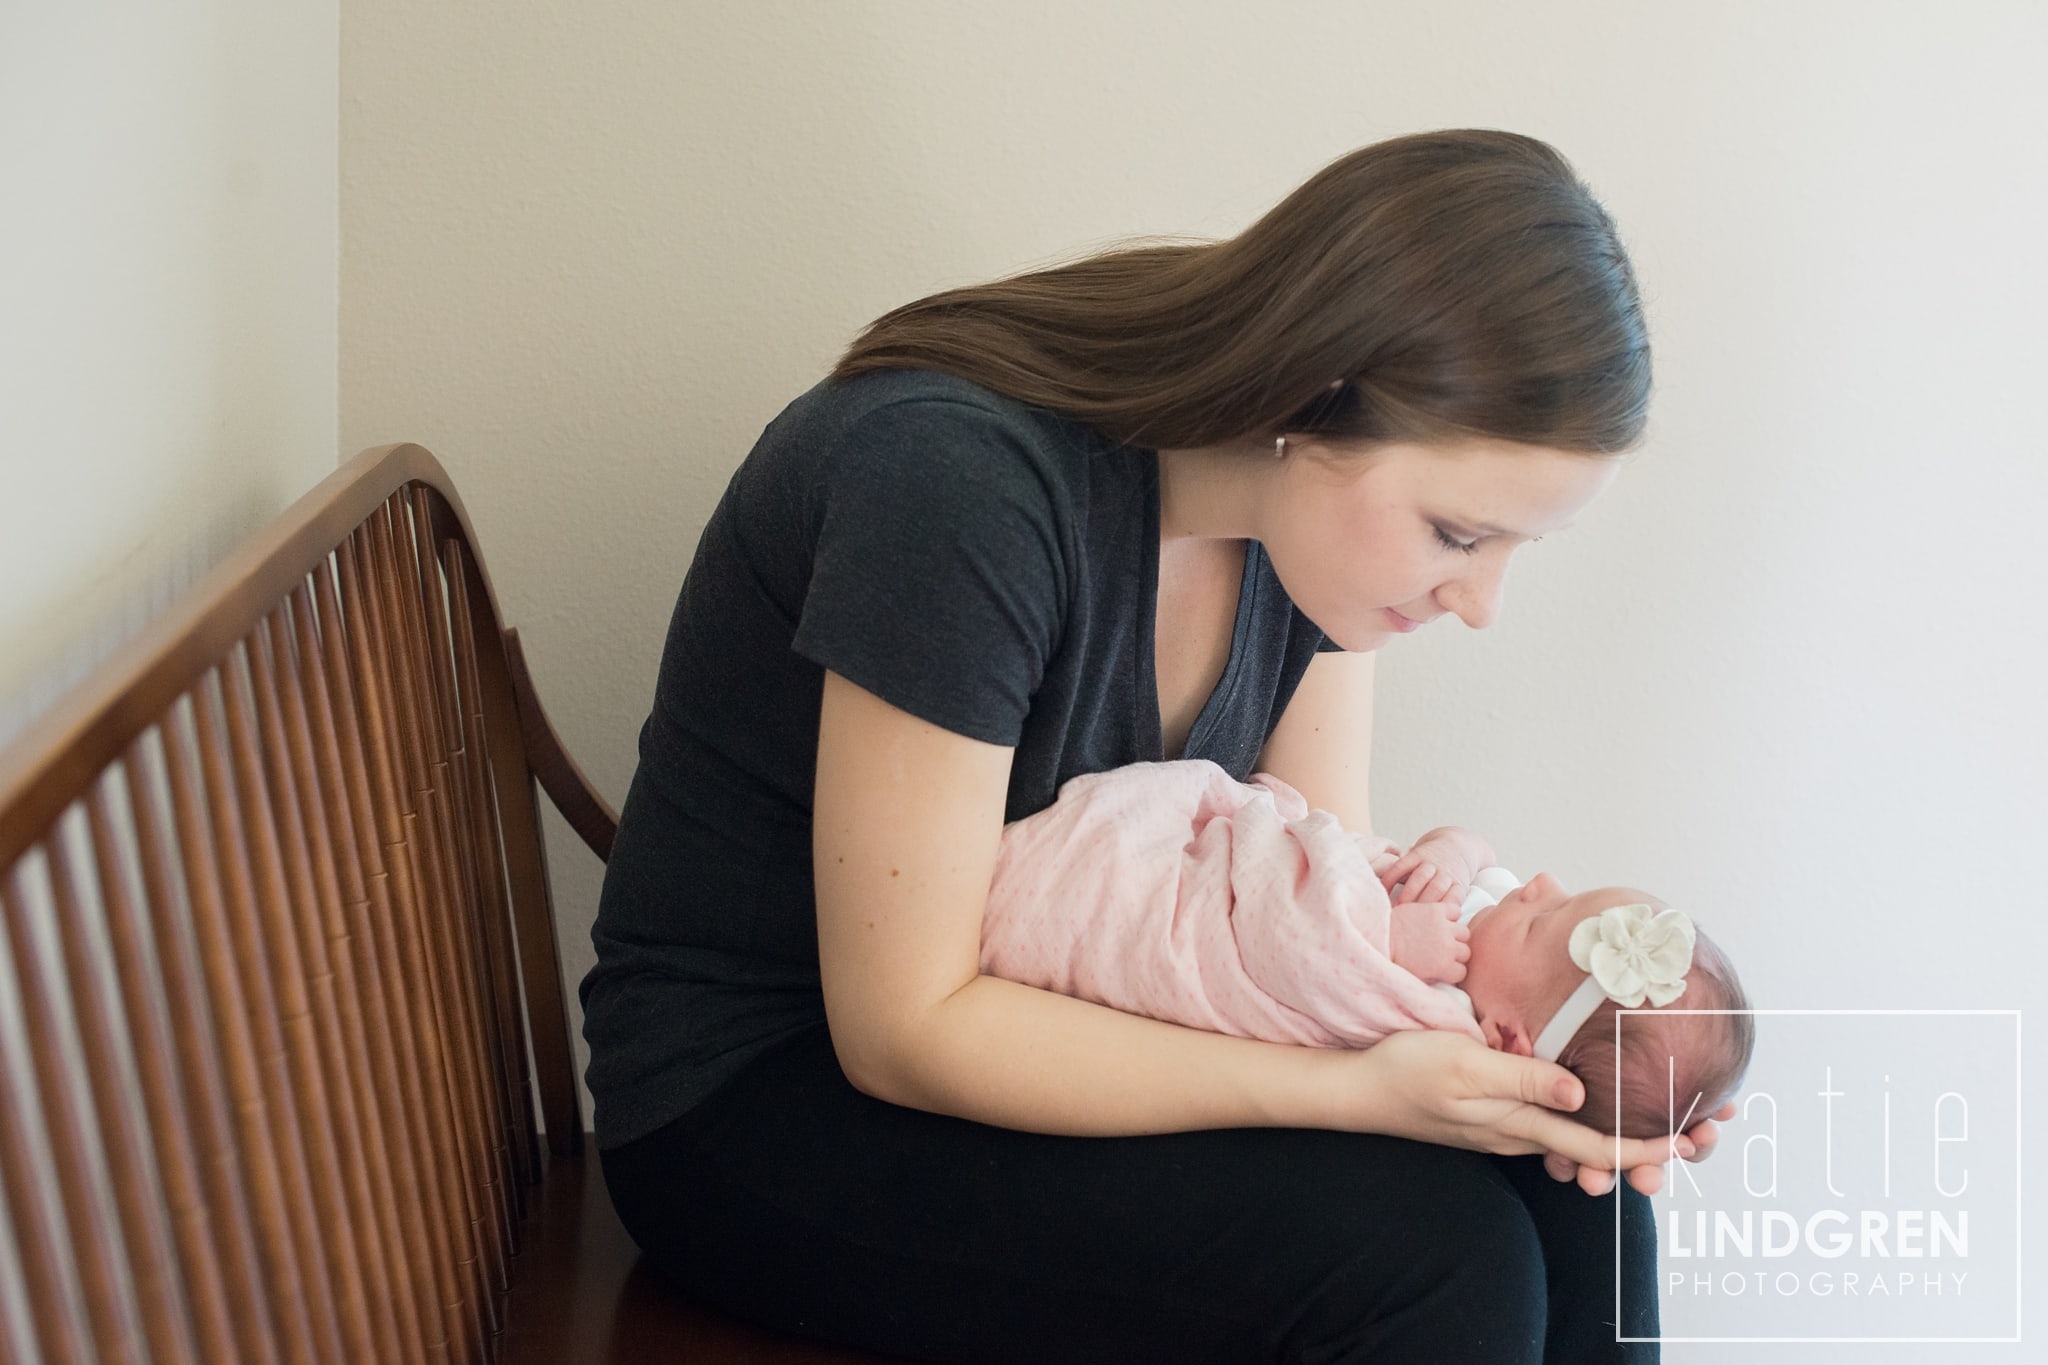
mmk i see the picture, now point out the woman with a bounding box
[584,129,1725,1363]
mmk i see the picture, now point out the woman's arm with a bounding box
[1254,649,1377,835]
[814,670,1672,1177]
[814,669,1333,1134]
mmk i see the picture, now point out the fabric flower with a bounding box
[1567,903,1696,1008]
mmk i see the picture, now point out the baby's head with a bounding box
[1461,874,1753,1139]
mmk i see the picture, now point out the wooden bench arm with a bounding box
[504,627,619,862]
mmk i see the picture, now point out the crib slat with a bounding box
[338,534,491,1365]
[201,656,373,1365]
[0,873,96,1365]
[249,603,425,1365]
[365,509,512,1303]
[162,695,332,1365]
[392,499,521,1258]
[85,771,246,1365]
[43,820,201,1365]
[415,492,530,1214]
[292,572,457,1365]
[123,732,286,1365]
[445,539,543,1186]
[0,859,143,1365]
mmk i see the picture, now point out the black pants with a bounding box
[602,1023,1659,1364]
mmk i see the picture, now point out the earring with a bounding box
[1273,436,1289,459]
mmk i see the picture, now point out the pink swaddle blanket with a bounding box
[980,759,1485,1047]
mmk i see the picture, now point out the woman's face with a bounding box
[1256,438,1621,652]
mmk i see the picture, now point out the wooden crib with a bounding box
[0,444,892,1363]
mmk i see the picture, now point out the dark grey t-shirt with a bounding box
[581,370,1340,1148]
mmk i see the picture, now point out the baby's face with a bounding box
[1461,874,1672,1036]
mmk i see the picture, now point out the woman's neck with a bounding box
[1155,441,1270,542]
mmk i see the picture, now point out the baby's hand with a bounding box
[1382,826,1494,906]
[1389,901,1470,984]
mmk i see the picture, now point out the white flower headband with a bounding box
[1531,903,1698,1061]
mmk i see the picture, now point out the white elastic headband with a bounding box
[1533,975,1610,1061]
[1530,903,1697,1062]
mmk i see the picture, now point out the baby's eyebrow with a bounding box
[1465,518,1575,538]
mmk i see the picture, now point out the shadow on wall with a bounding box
[2,0,336,749]
[341,3,1099,1121]
[0,478,284,751]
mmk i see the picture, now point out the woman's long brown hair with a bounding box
[834,129,1650,455]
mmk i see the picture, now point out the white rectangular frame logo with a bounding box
[1613,1008,2021,1346]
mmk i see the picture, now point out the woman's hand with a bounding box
[1341,1030,1673,1184]
[1541,1100,1735,1196]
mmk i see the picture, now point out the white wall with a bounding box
[0,2,338,747]
[341,4,2044,1355]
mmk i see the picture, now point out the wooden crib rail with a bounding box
[0,443,616,1365]
[0,444,614,868]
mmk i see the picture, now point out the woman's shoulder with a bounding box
[826,366,1022,415]
[738,371,1133,545]
[783,369,1120,465]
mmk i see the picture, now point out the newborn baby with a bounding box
[979,760,1752,1139]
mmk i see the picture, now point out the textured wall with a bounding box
[341,8,2044,1342]
[0,2,338,747]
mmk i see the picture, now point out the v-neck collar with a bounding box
[1138,451,1259,762]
